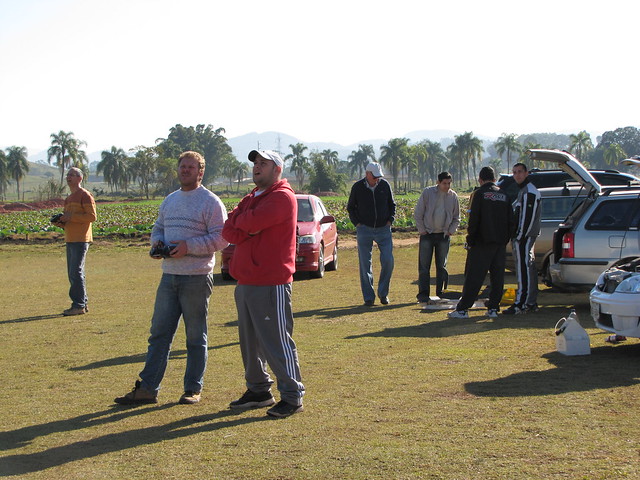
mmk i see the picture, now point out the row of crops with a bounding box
[0,196,470,239]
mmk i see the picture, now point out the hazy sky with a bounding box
[1,0,639,154]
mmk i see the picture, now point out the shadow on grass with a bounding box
[69,341,239,371]
[0,314,62,325]
[295,302,417,320]
[0,407,269,476]
[345,305,580,340]
[465,343,640,397]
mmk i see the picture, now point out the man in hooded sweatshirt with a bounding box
[222,150,305,419]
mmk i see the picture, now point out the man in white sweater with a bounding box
[115,151,228,405]
[414,172,460,307]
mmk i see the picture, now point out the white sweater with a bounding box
[151,186,228,275]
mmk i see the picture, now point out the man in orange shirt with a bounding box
[54,167,97,316]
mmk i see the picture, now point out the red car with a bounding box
[220,194,338,280]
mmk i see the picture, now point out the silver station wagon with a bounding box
[538,150,640,291]
[501,152,639,285]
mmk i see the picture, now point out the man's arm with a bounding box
[448,194,461,236]
[181,198,229,256]
[230,190,295,237]
[414,190,428,234]
[346,184,360,227]
[387,182,396,225]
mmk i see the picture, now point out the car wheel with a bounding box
[541,259,553,288]
[326,244,338,271]
[310,245,325,278]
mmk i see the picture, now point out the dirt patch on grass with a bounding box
[0,199,65,213]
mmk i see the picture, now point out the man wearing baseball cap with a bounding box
[222,150,305,418]
[347,161,396,306]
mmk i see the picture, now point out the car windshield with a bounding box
[297,198,314,222]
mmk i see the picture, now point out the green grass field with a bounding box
[0,240,638,479]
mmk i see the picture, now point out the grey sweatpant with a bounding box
[234,283,305,406]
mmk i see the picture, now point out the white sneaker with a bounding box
[486,309,498,318]
[447,310,469,319]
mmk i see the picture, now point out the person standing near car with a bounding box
[222,150,305,419]
[115,151,228,405]
[55,167,97,316]
[448,166,514,319]
[502,162,542,315]
[347,162,396,306]
[414,171,460,306]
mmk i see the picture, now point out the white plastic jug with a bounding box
[554,309,591,356]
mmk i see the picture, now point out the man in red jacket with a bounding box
[222,150,305,418]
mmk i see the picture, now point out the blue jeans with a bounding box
[417,233,450,301]
[139,273,213,394]
[356,224,394,302]
[66,242,89,309]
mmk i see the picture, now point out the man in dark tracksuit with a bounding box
[448,166,514,319]
[502,162,541,315]
[347,162,396,306]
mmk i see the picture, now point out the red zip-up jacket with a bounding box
[222,179,297,285]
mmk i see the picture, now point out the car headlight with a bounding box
[298,235,316,244]
[616,275,640,293]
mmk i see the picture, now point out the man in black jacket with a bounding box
[448,166,514,319]
[347,162,396,306]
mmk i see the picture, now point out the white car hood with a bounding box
[528,149,601,195]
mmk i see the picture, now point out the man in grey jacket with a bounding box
[414,172,460,307]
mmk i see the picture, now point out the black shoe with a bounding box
[229,389,275,409]
[364,300,375,306]
[266,400,304,418]
[524,303,539,313]
[501,304,525,315]
[379,296,389,305]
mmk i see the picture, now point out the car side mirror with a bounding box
[320,215,335,224]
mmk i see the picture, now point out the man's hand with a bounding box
[168,240,188,258]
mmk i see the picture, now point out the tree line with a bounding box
[2,124,638,201]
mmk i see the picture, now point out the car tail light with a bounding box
[562,232,575,258]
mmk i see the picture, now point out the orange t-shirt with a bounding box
[63,187,97,242]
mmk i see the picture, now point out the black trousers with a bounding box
[456,243,506,311]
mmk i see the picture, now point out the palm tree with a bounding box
[98,146,128,192]
[6,146,29,199]
[320,149,339,168]
[423,140,448,185]
[0,150,9,200]
[347,144,375,178]
[285,143,309,190]
[232,161,249,192]
[453,132,484,187]
[406,144,423,190]
[47,131,88,185]
[494,133,521,171]
[129,146,159,199]
[569,131,594,161]
[286,143,309,191]
[379,138,409,190]
[603,143,626,166]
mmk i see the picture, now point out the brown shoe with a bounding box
[114,380,158,405]
[179,391,202,404]
[63,307,86,316]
